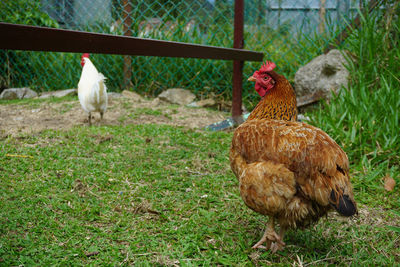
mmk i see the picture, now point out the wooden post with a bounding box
[123,0,132,89]
[336,0,350,43]
[232,0,244,121]
[319,0,326,34]
[278,0,282,27]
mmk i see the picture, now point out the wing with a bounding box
[232,119,349,175]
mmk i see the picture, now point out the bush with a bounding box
[0,0,59,90]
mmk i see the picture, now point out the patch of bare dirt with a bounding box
[0,95,229,136]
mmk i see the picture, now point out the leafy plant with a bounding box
[0,0,58,27]
[0,0,59,90]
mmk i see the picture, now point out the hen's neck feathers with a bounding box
[247,71,298,121]
[80,58,99,78]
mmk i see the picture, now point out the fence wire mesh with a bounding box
[0,0,361,105]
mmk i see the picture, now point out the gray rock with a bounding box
[187,98,216,108]
[0,90,18,100]
[22,88,38,99]
[158,88,196,105]
[39,89,77,99]
[151,97,161,106]
[0,87,38,100]
[297,114,311,122]
[294,49,349,100]
[122,90,143,101]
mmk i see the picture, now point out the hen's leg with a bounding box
[270,226,287,253]
[88,112,92,126]
[252,218,285,251]
[100,111,104,120]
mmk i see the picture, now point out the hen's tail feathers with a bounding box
[329,190,357,216]
[98,73,107,82]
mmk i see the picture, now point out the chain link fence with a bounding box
[0,0,361,105]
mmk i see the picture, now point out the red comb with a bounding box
[259,61,276,72]
[80,53,90,67]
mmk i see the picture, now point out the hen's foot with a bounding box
[88,112,92,126]
[252,229,285,252]
[252,219,285,253]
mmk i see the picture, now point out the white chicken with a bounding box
[77,53,108,125]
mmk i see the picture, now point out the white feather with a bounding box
[77,57,108,116]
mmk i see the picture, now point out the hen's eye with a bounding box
[264,76,269,80]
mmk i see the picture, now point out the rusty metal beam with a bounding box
[0,22,263,62]
[232,0,245,120]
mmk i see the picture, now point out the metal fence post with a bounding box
[123,0,132,89]
[232,0,244,121]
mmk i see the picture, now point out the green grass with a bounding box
[0,95,77,106]
[0,122,399,266]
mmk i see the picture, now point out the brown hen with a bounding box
[229,61,357,252]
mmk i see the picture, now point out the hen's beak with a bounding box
[247,76,256,82]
